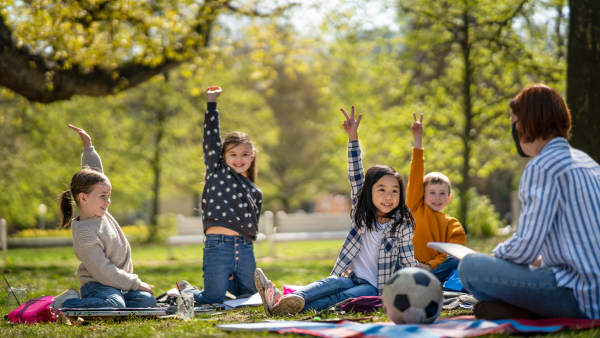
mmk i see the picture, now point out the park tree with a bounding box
[121,74,204,240]
[239,22,330,212]
[392,0,566,230]
[567,0,600,162]
[0,88,150,227]
[0,0,296,103]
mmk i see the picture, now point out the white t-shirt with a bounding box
[348,221,387,288]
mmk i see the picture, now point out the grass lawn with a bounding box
[1,236,598,337]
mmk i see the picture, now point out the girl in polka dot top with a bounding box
[181,86,263,305]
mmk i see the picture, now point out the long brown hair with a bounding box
[58,168,109,228]
[221,131,258,183]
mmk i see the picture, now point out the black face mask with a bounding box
[512,121,530,158]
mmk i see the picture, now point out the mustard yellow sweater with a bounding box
[406,148,466,269]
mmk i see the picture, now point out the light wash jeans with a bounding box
[431,256,459,282]
[458,253,588,318]
[294,272,378,312]
[188,234,257,304]
[63,282,157,308]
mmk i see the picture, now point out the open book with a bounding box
[427,242,477,260]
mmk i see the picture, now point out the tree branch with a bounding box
[479,0,530,27]
[0,0,297,103]
[477,0,530,42]
[226,3,300,18]
[398,2,457,33]
[0,14,184,102]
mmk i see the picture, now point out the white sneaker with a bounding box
[52,289,80,310]
[254,268,281,316]
[176,280,196,293]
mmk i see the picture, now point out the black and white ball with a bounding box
[382,267,443,324]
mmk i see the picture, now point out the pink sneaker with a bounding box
[254,268,282,316]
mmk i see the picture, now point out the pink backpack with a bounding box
[8,296,57,324]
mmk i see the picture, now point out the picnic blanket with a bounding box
[218,316,600,337]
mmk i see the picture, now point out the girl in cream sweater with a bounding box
[52,125,156,310]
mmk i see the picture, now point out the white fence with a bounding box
[166,211,351,257]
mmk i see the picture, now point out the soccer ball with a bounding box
[382,267,443,324]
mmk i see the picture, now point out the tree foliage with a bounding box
[387,0,567,228]
[0,0,580,236]
[0,0,297,102]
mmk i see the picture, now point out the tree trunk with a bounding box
[458,9,473,231]
[149,111,165,241]
[567,0,600,162]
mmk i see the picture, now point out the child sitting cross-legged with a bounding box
[254,106,418,316]
[52,125,157,310]
[407,112,466,282]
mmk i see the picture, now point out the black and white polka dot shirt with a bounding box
[201,102,263,241]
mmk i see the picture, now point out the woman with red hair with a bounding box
[458,84,600,320]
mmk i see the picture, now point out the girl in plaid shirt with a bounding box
[255,106,417,316]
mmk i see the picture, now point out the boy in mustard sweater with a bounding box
[407,113,466,282]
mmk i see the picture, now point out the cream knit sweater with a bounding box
[71,147,141,291]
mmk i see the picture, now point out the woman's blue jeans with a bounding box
[188,234,257,304]
[294,273,377,312]
[63,282,157,308]
[458,253,588,318]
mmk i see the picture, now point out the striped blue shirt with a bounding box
[493,137,600,319]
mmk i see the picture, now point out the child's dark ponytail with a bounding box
[58,168,109,228]
[59,189,74,229]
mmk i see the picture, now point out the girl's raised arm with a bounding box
[340,106,364,206]
[203,86,223,173]
[68,124,92,147]
[68,124,103,174]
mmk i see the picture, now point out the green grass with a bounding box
[1,237,598,337]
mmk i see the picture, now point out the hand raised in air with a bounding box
[206,86,222,103]
[411,112,424,149]
[340,106,362,141]
[68,124,92,148]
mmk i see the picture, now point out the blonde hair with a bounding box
[423,172,451,194]
[222,131,258,183]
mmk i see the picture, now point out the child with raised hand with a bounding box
[52,125,156,311]
[254,106,418,316]
[177,86,262,305]
[407,112,466,282]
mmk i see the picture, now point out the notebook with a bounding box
[427,242,478,260]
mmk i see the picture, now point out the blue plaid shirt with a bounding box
[331,140,417,295]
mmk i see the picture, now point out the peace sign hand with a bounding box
[411,112,423,149]
[68,124,92,147]
[340,106,362,141]
[207,86,222,103]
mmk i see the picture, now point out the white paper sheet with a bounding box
[222,292,263,310]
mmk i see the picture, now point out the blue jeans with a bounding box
[294,273,378,312]
[431,256,459,282]
[63,282,157,308]
[188,234,257,304]
[458,253,588,318]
